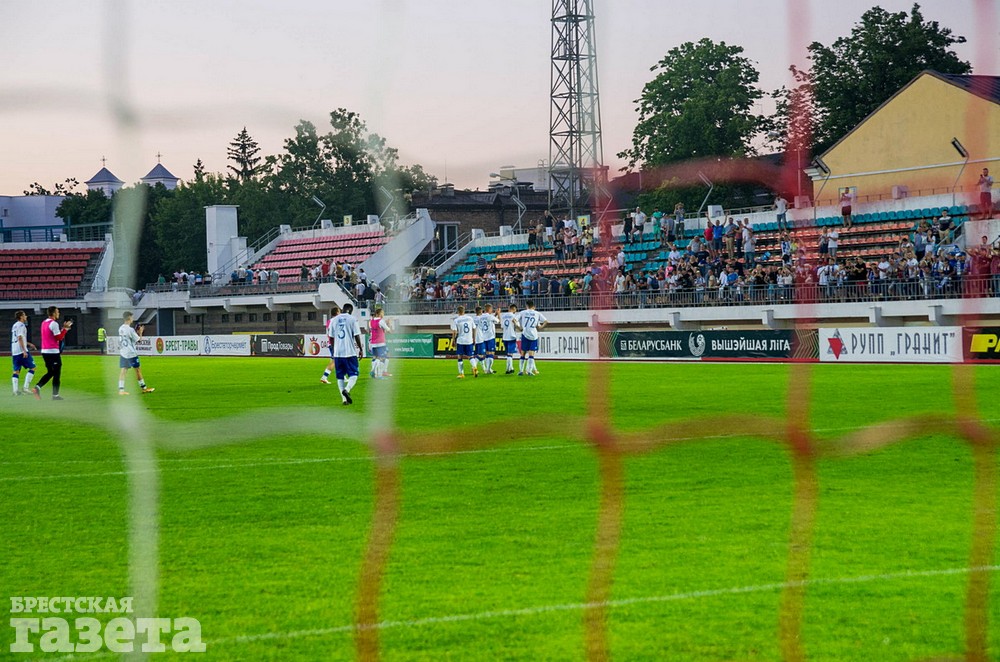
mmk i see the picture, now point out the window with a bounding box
[221,314,229,323]
[307,312,317,321]
[276,312,286,321]
[263,313,272,322]
[249,313,258,322]
[183,315,191,324]
[292,312,302,321]
[234,314,244,323]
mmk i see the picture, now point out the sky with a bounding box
[0,0,995,196]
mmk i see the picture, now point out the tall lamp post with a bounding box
[950,137,969,207]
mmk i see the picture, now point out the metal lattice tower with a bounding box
[548,0,608,220]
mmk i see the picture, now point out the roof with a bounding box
[84,167,124,185]
[819,70,1000,161]
[936,73,1000,105]
[142,163,178,181]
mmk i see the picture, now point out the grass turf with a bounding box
[0,356,998,660]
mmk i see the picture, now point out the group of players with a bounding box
[315,299,549,406]
[319,303,391,405]
[449,301,548,378]
[10,308,153,399]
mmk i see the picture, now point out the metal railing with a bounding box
[381,275,1000,315]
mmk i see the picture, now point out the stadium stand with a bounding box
[0,245,105,300]
[251,229,388,282]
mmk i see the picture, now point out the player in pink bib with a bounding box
[369,308,393,379]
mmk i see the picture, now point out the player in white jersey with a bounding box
[513,299,548,376]
[476,303,500,374]
[472,306,487,369]
[320,305,342,385]
[330,303,363,404]
[499,304,521,374]
[449,304,478,378]
[118,311,154,395]
[10,310,37,396]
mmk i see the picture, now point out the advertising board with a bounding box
[819,327,962,363]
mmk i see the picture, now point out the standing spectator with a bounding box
[476,254,488,278]
[979,168,994,220]
[828,227,839,259]
[634,206,647,231]
[632,207,646,242]
[775,194,789,231]
[780,232,793,267]
[818,229,830,259]
[622,210,633,244]
[663,213,676,245]
[651,208,663,240]
[527,225,538,253]
[840,188,854,228]
[300,263,309,281]
[544,210,555,242]
[711,220,724,257]
[673,202,685,237]
[723,218,738,259]
[33,306,70,401]
[743,228,756,267]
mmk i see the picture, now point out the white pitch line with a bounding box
[44,564,1000,661]
[0,444,582,483]
[4,414,999,483]
[214,565,1000,646]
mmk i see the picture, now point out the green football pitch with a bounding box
[1,356,998,660]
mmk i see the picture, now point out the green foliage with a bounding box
[23,178,81,196]
[149,175,229,276]
[619,38,764,170]
[56,189,113,226]
[801,3,970,152]
[227,127,263,182]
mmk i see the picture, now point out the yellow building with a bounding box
[816,71,1000,204]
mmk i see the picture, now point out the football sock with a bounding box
[506,356,513,371]
[374,360,382,378]
[383,358,389,373]
[11,376,18,394]
[519,357,526,373]
[346,375,357,392]
[24,371,33,389]
[337,379,346,394]
[139,380,146,388]
[470,358,478,370]
[118,380,125,391]
[486,357,493,372]
[322,369,332,379]
[457,360,464,375]
[528,357,536,373]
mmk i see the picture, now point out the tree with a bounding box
[23,178,81,196]
[804,3,970,151]
[619,38,764,170]
[193,158,207,183]
[227,127,263,182]
[266,109,435,227]
[149,175,229,277]
[56,189,114,228]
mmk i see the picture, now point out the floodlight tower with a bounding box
[548,0,608,220]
